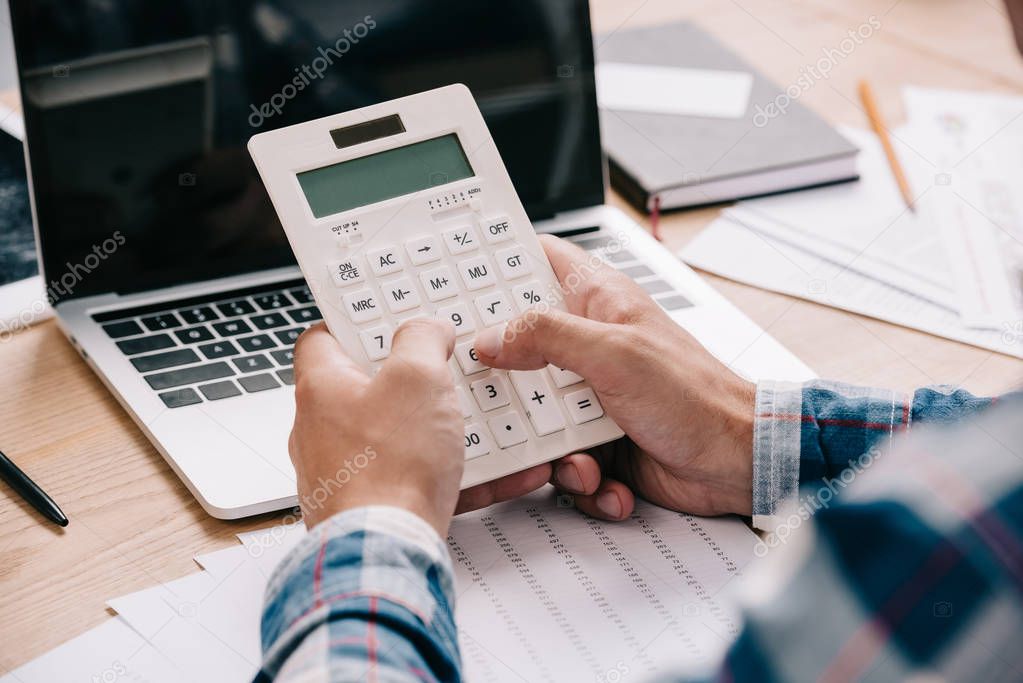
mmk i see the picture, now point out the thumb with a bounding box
[473,308,611,375]
[383,318,456,385]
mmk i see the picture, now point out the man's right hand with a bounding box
[456,235,756,521]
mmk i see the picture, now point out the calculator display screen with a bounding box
[297,134,474,218]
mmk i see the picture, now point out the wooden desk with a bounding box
[3,0,1022,670]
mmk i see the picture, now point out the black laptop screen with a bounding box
[10,0,604,302]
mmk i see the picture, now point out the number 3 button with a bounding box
[470,375,511,411]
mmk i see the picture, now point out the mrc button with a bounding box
[480,215,513,244]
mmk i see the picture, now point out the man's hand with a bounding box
[457,235,756,521]
[290,319,464,535]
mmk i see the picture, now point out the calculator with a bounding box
[248,84,623,488]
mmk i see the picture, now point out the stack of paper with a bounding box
[681,88,1023,359]
[4,489,758,682]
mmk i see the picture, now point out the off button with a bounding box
[480,215,513,244]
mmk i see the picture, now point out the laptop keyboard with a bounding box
[91,230,691,409]
[94,279,317,408]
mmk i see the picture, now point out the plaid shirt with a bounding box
[256,381,1023,682]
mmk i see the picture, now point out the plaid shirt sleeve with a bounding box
[751,380,994,529]
[254,506,461,683]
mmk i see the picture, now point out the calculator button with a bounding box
[455,341,487,375]
[512,281,546,312]
[464,422,492,460]
[382,276,421,313]
[455,386,473,418]
[496,246,533,280]
[443,225,478,254]
[480,215,513,244]
[564,388,604,424]
[437,302,476,335]
[470,375,512,412]
[548,365,584,388]
[343,289,382,323]
[509,371,565,436]
[367,246,403,276]
[474,291,514,326]
[419,266,458,302]
[489,413,529,449]
[359,325,393,361]
[458,255,496,291]
[405,235,441,265]
[326,257,365,287]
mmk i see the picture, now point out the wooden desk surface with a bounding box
[3,0,1023,671]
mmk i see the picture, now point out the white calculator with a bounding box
[248,84,623,488]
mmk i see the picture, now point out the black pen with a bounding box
[0,449,68,527]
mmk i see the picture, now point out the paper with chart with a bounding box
[902,86,1023,331]
[723,126,952,307]
[681,217,1023,359]
[101,488,756,682]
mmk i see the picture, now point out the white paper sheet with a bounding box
[596,63,753,119]
[0,617,185,683]
[105,488,756,682]
[681,217,1023,359]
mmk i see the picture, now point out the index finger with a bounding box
[537,234,646,315]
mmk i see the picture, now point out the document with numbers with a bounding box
[448,490,756,681]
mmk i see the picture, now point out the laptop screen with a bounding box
[10,0,604,303]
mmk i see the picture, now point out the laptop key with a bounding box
[287,306,322,323]
[212,319,252,337]
[270,348,294,366]
[619,264,655,279]
[131,348,200,373]
[289,287,314,304]
[276,368,295,385]
[198,340,240,359]
[174,326,214,344]
[144,362,234,390]
[102,320,143,338]
[217,299,255,317]
[656,294,693,311]
[178,306,219,324]
[158,388,202,408]
[237,334,276,352]
[141,313,182,331]
[116,333,176,356]
[238,373,280,393]
[253,292,292,310]
[640,279,673,295]
[233,354,273,373]
[252,312,289,330]
[274,327,304,345]
[198,380,242,401]
[604,249,636,264]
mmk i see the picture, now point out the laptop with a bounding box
[10,0,813,519]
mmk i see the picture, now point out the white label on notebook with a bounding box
[596,62,753,119]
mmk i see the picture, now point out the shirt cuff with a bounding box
[260,505,456,656]
[752,380,804,531]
